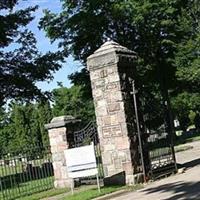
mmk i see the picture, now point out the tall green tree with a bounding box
[40,0,200,131]
[52,85,95,125]
[0,101,53,153]
[172,92,200,130]
[37,101,52,146]
[0,107,10,154]
[0,0,63,106]
[40,0,191,89]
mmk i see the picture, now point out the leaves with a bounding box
[0,1,63,106]
[52,85,95,125]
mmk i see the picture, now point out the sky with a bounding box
[16,0,82,91]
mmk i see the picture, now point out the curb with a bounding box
[93,189,128,200]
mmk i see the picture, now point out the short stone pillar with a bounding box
[45,115,79,188]
[87,41,141,185]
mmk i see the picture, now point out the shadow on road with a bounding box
[142,181,200,200]
[181,158,200,169]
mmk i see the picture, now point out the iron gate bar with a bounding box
[134,85,177,180]
[73,121,104,180]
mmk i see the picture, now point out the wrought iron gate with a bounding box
[73,121,104,179]
[142,97,177,180]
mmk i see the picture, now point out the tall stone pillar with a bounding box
[45,115,79,188]
[87,41,141,185]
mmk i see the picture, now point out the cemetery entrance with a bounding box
[87,41,177,184]
[141,93,177,180]
[73,121,104,181]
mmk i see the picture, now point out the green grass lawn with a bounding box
[3,184,143,200]
[176,135,200,145]
[62,184,143,200]
[0,176,54,200]
[16,188,69,200]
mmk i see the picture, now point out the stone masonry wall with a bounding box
[87,41,141,185]
[45,116,79,188]
[90,63,135,184]
[48,127,72,188]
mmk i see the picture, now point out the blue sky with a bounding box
[16,0,82,91]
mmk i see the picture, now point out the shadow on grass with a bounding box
[142,181,200,200]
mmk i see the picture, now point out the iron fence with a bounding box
[0,145,54,200]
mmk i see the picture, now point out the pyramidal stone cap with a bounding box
[45,115,81,129]
[87,41,136,70]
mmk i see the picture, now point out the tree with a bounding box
[0,100,53,153]
[0,107,10,154]
[40,0,200,132]
[175,0,200,91]
[37,101,52,146]
[172,92,200,130]
[52,85,95,125]
[0,0,63,106]
[40,0,189,87]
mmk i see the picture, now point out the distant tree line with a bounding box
[0,85,95,154]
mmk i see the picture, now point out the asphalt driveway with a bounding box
[110,141,200,200]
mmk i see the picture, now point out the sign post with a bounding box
[64,143,100,194]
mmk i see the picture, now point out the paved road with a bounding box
[110,141,200,200]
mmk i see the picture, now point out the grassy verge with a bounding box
[174,145,193,153]
[175,135,200,146]
[0,177,54,200]
[62,184,143,200]
[16,188,69,200]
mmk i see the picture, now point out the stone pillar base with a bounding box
[126,173,144,185]
[45,116,80,189]
[104,172,144,186]
[54,179,73,188]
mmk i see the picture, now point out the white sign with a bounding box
[64,143,98,178]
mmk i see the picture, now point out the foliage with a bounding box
[17,188,69,200]
[40,0,191,86]
[0,0,63,106]
[40,0,200,130]
[171,92,200,130]
[52,85,95,125]
[0,101,52,153]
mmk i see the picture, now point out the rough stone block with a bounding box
[54,179,73,188]
[102,153,112,165]
[108,74,120,82]
[93,88,104,99]
[100,69,108,78]
[115,137,130,150]
[96,106,108,116]
[111,125,122,136]
[104,144,115,151]
[94,79,105,89]
[102,126,112,138]
[52,153,63,162]
[97,99,107,108]
[114,159,122,169]
[107,164,116,174]
[106,82,120,90]
[107,103,120,113]
[122,162,133,175]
